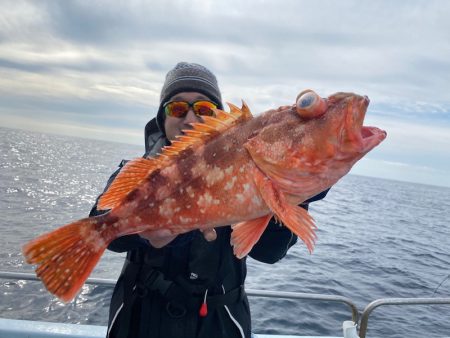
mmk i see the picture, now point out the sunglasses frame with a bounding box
[163,100,218,118]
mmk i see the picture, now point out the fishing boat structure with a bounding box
[1,271,449,338]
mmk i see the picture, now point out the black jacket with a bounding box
[90,118,328,338]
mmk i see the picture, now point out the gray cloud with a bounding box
[1,0,450,187]
[2,0,449,104]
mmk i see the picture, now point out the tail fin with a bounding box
[22,216,108,302]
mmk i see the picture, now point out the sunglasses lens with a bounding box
[165,102,189,117]
[165,100,218,118]
[193,101,217,116]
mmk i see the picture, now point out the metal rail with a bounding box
[358,297,450,338]
[0,271,115,287]
[0,271,359,323]
[244,289,359,323]
[6,271,450,337]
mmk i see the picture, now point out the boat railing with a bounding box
[0,271,359,322]
[358,297,450,338]
[2,271,450,338]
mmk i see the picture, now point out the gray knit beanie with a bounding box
[156,62,223,135]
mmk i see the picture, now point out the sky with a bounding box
[0,0,449,188]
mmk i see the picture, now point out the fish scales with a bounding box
[111,120,271,234]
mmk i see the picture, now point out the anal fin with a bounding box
[253,168,317,253]
[231,214,273,259]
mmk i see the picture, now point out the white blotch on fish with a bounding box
[159,198,176,218]
[224,176,237,191]
[205,166,225,187]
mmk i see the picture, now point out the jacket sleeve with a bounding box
[89,160,150,253]
[248,188,330,264]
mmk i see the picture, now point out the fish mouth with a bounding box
[360,125,387,152]
[351,95,387,152]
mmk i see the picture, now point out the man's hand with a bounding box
[140,228,217,248]
[200,228,217,241]
[140,229,177,248]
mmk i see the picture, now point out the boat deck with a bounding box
[0,318,344,338]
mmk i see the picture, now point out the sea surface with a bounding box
[1,126,449,337]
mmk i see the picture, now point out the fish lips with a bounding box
[360,125,387,153]
[356,98,387,153]
[343,95,386,154]
[360,95,387,152]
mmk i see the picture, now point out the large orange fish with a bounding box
[23,90,386,302]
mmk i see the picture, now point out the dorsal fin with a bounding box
[97,102,253,210]
[97,157,162,210]
[164,101,253,159]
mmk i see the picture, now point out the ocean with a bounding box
[1,126,449,337]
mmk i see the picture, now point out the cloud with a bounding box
[1,0,450,188]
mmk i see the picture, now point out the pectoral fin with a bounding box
[253,168,317,253]
[231,214,273,259]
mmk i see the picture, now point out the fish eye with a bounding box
[296,90,327,118]
[297,91,316,108]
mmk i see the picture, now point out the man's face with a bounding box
[164,92,211,141]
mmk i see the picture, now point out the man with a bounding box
[90,62,328,338]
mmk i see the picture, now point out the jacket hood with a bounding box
[144,117,169,158]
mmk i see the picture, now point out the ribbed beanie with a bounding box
[156,62,223,135]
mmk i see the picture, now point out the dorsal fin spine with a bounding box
[201,116,229,127]
[97,102,253,210]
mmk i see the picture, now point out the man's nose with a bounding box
[184,109,201,125]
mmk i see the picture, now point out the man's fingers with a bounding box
[140,229,177,248]
[200,228,217,242]
[140,228,217,247]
